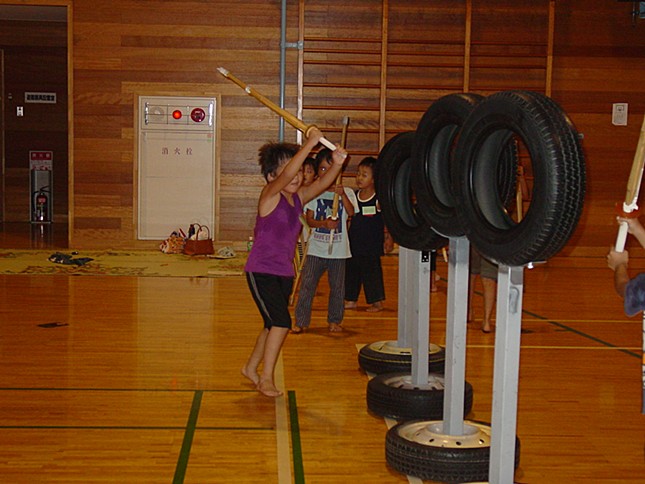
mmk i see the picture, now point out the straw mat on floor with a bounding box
[0,249,247,277]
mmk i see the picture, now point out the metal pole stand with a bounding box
[357,247,444,376]
[489,263,524,482]
[442,236,470,433]
[399,246,431,385]
[385,238,497,484]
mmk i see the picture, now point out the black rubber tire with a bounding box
[411,93,483,237]
[375,132,447,251]
[386,419,520,483]
[455,90,586,266]
[358,341,446,375]
[366,372,473,421]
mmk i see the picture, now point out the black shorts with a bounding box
[246,272,294,329]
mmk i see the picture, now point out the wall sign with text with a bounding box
[25,92,57,104]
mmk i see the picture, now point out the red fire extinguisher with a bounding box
[33,188,50,222]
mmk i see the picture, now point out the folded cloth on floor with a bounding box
[48,252,94,266]
[208,246,236,259]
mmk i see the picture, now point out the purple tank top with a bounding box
[244,193,303,277]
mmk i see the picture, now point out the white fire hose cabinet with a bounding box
[137,96,217,240]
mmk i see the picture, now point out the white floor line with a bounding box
[274,354,292,484]
[468,344,641,350]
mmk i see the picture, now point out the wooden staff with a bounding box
[327,116,350,254]
[217,67,337,150]
[515,164,528,222]
[289,215,310,306]
[613,115,645,415]
[615,115,645,252]
[290,117,349,304]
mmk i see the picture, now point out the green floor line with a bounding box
[0,425,273,431]
[1,425,187,430]
[0,387,255,392]
[288,391,305,484]
[173,390,202,484]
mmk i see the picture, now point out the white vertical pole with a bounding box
[489,264,524,483]
[411,250,431,386]
[398,247,411,347]
[442,237,470,434]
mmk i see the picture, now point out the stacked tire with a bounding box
[373,90,585,483]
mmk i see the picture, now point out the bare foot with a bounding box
[241,366,259,386]
[482,321,492,333]
[257,379,283,397]
[290,326,305,334]
[344,301,357,309]
[366,301,383,312]
[328,324,343,332]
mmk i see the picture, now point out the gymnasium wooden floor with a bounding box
[0,223,644,483]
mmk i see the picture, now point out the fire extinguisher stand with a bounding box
[30,162,53,224]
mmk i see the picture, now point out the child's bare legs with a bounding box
[481,277,497,333]
[366,300,383,312]
[256,326,289,397]
[430,271,438,292]
[344,300,357,309]
[467,274,476,324]
[242,328,268,386]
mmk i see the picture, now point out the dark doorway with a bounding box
[0,4,69,248]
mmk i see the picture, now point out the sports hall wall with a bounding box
[3,0,643,252]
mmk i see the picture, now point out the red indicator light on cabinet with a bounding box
[190,108,206,123]
[172,110,183,120]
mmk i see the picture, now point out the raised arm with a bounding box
[607,247,630,297]
[263,129,322,200]
[620,216,645,250]
[300,147,347,205]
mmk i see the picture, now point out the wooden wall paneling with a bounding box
[69,0,296,246]
[551,0,645,250]
[296,0,305,134]
[302,1,384,160]
[545,0,555,96]
[0,48,3,221]
[378,0,388,148]
[463,0,472,91]
[7,0,635,248]
[468,1,550,93]
[386,1,467,137]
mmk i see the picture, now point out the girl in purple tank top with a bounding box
[242,128,347,397]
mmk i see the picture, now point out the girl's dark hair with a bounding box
[315,147,333,166]
[359,156,378,170]
[258,142,300,181]
[303,156,319,172]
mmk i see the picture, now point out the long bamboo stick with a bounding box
[615,115,645,252]
[217,67,336,150]
[613,114,645,416]
[327,116,350,254]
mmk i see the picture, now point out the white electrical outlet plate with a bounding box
[612,103,628,126]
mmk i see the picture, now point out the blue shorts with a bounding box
[624,272,645,317]
[246,272,293,329]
